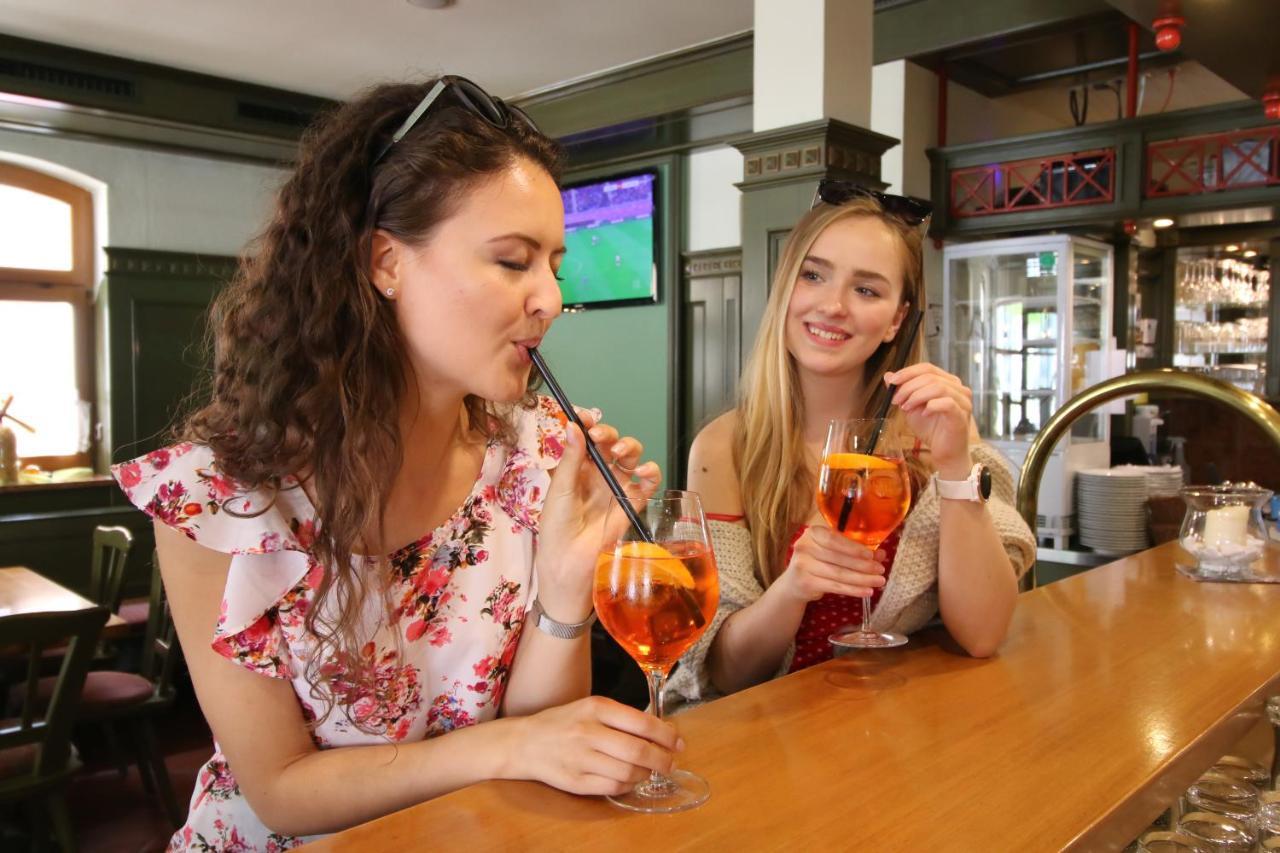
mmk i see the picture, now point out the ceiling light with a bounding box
[1225,244,1240,252]
[407,0,453,8]
[1243,249,1258,258]
[1153,217,1175,229]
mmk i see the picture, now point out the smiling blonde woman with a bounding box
[667,192,1036,709]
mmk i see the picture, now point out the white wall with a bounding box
[871,59,939,199]
[0,129,284,258]
[684,145,743,252]
[753,0,873,131]
[872,61,907,194]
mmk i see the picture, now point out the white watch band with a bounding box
[934,463,985,502]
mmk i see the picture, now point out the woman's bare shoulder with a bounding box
[687,411,743,516]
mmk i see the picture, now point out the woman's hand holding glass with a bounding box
[535,407,662,621]
[503,695,682,797]
[773,526,887,604]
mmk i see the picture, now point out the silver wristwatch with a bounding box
[934,463,992,504]
[528,597,597,640]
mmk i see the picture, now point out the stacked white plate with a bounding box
[1134,464,1184,498]
[1077,467,1150,555]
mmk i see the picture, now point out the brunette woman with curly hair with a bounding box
[112,77,676,849]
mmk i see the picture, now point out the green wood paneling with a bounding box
[97,249,234,467]
[0,506,155,598]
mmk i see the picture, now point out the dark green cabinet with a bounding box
[96,248,235,467]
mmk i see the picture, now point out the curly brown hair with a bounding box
[184,79,562,728]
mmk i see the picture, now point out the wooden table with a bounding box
[310,542,1280,852]
[0,566,128,635]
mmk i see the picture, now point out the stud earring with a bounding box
[385,287,395,297]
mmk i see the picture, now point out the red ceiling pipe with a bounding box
[938,64,948,147]
[1126,22,1139,118]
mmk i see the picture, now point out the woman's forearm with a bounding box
[250,715,524,837]
[708,586,807,695]
[936,497,1018,657]
[500,618,592,717]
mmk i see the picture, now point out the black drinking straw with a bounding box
[837,307,925,532]
[529,347,705,628]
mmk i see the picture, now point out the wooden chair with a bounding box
[88,526,133,614]
[19,556,185,828]
[0,606,109,853]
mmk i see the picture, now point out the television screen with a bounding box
[558,170,658,309]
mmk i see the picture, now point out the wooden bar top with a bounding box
[310,542,1280,852]
[0,566,128,632]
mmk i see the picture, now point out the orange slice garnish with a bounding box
[600,541,696,589]
[823,452,898,471]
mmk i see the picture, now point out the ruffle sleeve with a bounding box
[112,442,321,679]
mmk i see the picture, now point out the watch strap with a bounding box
[934,463,988,503]
[529,597,597,640]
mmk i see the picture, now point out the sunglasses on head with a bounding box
[811,179,933,228]
[372,75,538,166]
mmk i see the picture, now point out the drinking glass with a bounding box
[1179,772,1260,849]
[1178,812,1255,852]
[817,418,912,649]
[594,489,719,813]
[1134,830,1208,852]
[1260,791,1280,843]
[1210,756,1269,788]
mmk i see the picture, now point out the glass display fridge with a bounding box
[942,235,1115,547]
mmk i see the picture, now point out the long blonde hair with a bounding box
[732,197,929,585]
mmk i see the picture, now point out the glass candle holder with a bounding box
[1179,483,1274,581]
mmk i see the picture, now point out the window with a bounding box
[0,163,95,471]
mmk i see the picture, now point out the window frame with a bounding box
[0,163,96,471]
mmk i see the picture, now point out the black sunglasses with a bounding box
[812,179,933,227]
[372,75,537,165]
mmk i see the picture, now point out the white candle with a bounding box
[1202,505,1249,548]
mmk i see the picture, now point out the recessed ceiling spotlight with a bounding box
[1153,217,1175,229]
[1243,249,1258,258]
[1225,244,1240,252]
[407,0,454,8]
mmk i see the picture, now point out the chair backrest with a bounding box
[0,606,109,781]
[140,551,181,702]
[90,525,134,612]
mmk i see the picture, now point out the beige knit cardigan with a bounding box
[665,442,1036,710]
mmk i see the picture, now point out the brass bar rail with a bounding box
[1017,369,1280,588]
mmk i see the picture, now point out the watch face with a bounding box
[978,466,993,501]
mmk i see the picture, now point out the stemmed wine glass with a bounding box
[593,489,719,813]
[816,418,912,649]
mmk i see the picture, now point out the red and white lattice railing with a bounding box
[1146,125,1280,198]
[949,148,1116,218]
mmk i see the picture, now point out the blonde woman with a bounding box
[668,184,1036,706]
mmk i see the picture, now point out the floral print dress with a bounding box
[112,397,569,851]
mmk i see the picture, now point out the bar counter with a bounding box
[309,542,1280,851]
